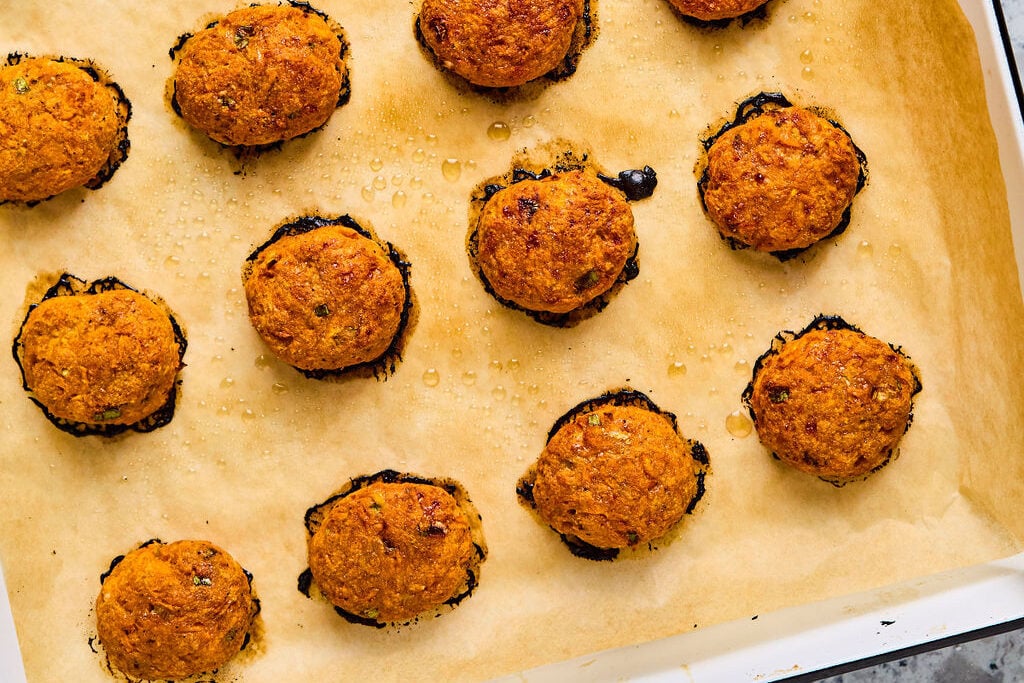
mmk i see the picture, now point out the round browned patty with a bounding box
[419,0,584,88]
[95,540,257,681]
[18,289,182,426]
[308,481,476,623]
[748,326,919,480]
[532,404,701,549]
[174,4,346,146]
[244,223,406,372]
[0,57,122,202]
[476,170,636,314]
[667,0,770,20]
[703,106,861,253]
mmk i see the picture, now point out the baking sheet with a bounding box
[2,0,1024,681]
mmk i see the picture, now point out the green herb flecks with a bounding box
[13,77,29,94]
[92,408,122,422]
[626,531,640,545]
[314,303,330,318]
[363,608,379,619]
[192,575,213,586]
[233,25,254,50]
[218,95,236,109]
[587,414,601,426]
[574,269,601,292]
[768,387,790,404]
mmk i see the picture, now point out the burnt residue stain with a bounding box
[299,469,487,628]
[466,149,653,328]
[597,166,657,200]
[12,274,187,438]
[695,91,869,262]
[741,314,922,487]
[1,53,132,208]
[242,215,416,382]
[671,0,774,29]
[412,0,597,103]
[166,2,351,166]
[517,388,710,562]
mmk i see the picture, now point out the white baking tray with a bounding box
[504,1,1024,680]
[1,2,1022,682]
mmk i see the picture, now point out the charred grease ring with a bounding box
[12,273,187,438]
[696,92,869,262]
[243,215,414,381]
[468,161,653,327]
[517,388,709,561]
[299,469,487,627]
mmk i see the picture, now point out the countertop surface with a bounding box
[817,2,1024,682]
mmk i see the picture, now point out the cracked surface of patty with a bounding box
[749,327,918,480]
[419,0,584,87]
[244,224,406,372]
[174,4,346,146]
[703,106,861,253]
[667,0,770,20]
[19,289,181,426]
[308,482,476,623]
[96,540,256,681]
[476,170,635,314]
[0,57,122,202]
[532,404,700,549]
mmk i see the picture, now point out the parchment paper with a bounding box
[1,0,1024,680]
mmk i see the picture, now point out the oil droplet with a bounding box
[888,242,902,257]
[734,359,749,374]
[799,49,813,64]
[726,410,753,438]
[240,408,256,420]
[668,361,687,377]
[489,359,502,371]
[451,347,463,359]
[422,368,440,387]
[511,394,522,406]
[392,191,407,208]
[712,43,723,55]
[254,354,272,368]
[409,176,423,189]
[164,255,180,267]
[442,158,461,182]
[801,66,814,80]
[220,377,235,389]
[372,175,387,191]
[522,114,536,128]
[369,157,384,172]
[271,382,288,394]
[668,109,680,119]
[361,186,374,202]
[426,133,439,146]
[412,148,426,163]
[857,240,873,257]
[461,371,477,386]
[527,383,540,395]
[492,386,507,401]
[487,121,511,140]
[507,358,520,370]
[803,11,816,22]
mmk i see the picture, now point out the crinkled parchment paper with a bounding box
[1,0,1023,680]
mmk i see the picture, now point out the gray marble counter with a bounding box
[817,2,1024,682]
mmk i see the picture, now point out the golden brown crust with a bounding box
[666,0,770,20]
[0,57,121,202]
[476,170,635,314]
[95,540,256,681]
[703,106,860,253]
[19,290,181,426]
[749,328,918,480]
[532,404,699,549]
[244,224,406,372]
[174,5,346,146]
[308,482,476,623]
[419,0,584,88]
